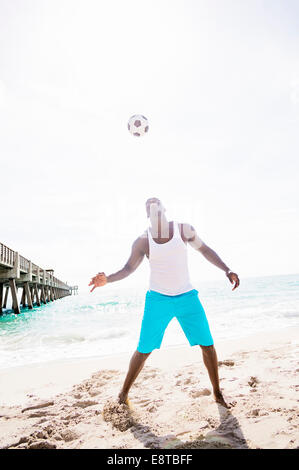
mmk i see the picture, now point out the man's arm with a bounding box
[89,237,145,292]
[106,237,145,283]
[182,223,240,290]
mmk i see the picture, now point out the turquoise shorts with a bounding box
[137,289,214,353]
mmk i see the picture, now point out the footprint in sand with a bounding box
[141,368,159,380]
[88,388,102,397]
[248,376,259,388]
[21,401,54,414]
[74,400,98,409]
[189,388,211,398]
[74,370,119,395]
[59,428,80,442]
[61,412,81,422]
[21,401,56,419]
[183,377,192,385]
[246,408,260,417]
[143,373,157,380]
[147,405,158,413]
[28,411,56,418]
[27,440,57,449]
[132,397,163,411]
[12,425,80,449]
[134,398,151,407]
[92,369,120,380]
[175,375,197,387]
[218,360,235,367]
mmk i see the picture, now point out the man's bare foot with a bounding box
[118,391,131,407]
[214,390,236,409]
[118,391,128,404]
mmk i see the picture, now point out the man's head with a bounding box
[145,197,165,218]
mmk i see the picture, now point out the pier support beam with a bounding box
[46,286,50,302]
[30,286,35,304]
[44,286,47,302]
[3,287,8,309]
[0,283,3,314]
[40,286,46,304]
[24,282,33,309]
[34,284,41,306]
[9,279,20,315]
[21,287,26,308]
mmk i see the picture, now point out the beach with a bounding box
[0,326,298,449]
[1,0,299,453]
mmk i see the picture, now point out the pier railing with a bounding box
[0,243,14,268]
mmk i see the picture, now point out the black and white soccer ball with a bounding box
[127,114,149,137]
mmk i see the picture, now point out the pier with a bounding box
[0,242,71,314]
[70,285,79,295]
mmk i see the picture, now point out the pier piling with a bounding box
[70,285,79,295]
[0,283,3,314]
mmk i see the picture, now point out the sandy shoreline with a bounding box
[0,327,298,449]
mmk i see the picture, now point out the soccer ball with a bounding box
[128,114,149,137]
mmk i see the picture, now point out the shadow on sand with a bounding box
[127,403,249,449]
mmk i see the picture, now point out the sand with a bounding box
[0,327,298,449]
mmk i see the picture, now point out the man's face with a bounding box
[145,198,164,218]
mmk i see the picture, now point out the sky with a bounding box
[0,0,298,292]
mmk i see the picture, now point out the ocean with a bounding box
[0,273,298,370]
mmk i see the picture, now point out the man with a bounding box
[89,197,240,409]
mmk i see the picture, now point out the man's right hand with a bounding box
[89,272,107,292]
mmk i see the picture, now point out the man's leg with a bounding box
[118,350,151,404]
[200,345,234,409]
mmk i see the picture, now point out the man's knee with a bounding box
[200,344,215,354]
[136,350,151,360]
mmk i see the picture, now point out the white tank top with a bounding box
[147,221,193,296]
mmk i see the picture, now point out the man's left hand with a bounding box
[226,271,240,290]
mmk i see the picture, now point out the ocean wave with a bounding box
[39,328,129,345]
[89,328,128,340]
[41,334,86,345]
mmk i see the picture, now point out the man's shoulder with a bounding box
[178,222,195,241]
[132,231,148,252]
[178,222,194,230]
